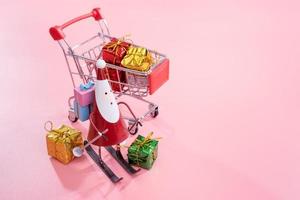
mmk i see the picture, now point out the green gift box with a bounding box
[128,133,159,170]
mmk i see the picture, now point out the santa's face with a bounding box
[95,80,120,123]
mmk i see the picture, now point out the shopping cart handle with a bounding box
[49,8,103,41]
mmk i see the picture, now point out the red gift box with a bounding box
[99,38,131,92]
[105,68,126,92]
[101,38,130,92]
[102,38,131,65]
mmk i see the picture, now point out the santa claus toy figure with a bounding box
[84,59,140,183]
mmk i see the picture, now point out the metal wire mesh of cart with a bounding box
[66,34,168,97]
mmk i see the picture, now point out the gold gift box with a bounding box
[121,47,153,72]
[46,125,83,164]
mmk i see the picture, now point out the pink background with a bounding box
[1,0,300,199]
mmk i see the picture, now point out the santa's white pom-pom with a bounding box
[96,59,106,69]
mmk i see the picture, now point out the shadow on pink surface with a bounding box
[48,121,148,198]
[50,155,135,198]
[50,156,93,190]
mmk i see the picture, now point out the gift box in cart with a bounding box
[49,7,169,182]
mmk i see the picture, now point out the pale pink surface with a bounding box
[1,0,300,199]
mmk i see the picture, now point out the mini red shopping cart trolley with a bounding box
[49,8,169,183]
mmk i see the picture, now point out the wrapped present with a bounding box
[74,81,95,107]
[46,124,83,164]
[102,38,131,65]
[105,68,126,92]
[79,81,94,91]
[128,132,160,169]
[74,100,91,122]
[121,47,153,72]
[101,38,130,91]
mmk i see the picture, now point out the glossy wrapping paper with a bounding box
[121,47,153,72]
[102,38,131,65]
[128,134,159,170]
[46,125,83,164]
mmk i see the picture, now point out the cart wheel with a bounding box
[68,112,78,123]
[150,107,159,118]
[128,121,138,135]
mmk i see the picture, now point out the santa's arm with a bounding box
[89,114,109,141]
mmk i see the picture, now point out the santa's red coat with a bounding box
[87,66,129,146]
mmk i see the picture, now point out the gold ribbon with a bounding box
[105,35,132,54]
[105,40,124,53]
[45,121,83,163]
[135,132,161,147]
[47,126,81,145]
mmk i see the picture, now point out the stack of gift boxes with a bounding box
[101,37,154,72]
[101,37,155,92]
[73,81,95,122]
